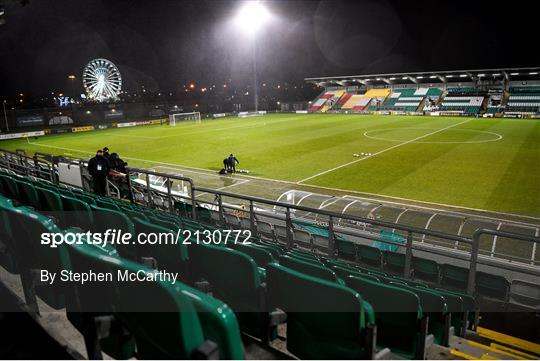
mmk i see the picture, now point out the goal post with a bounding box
[169,111,201,125]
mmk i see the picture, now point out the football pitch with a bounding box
[2,113,539,218]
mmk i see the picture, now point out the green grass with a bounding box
[1,113,539,217]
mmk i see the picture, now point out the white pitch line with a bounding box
[297,118,473,183]
[24,138,540,224]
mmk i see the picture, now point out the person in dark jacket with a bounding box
[109,152,128,173]
[223,158,231,173]
[103,147,110,161]
[88,149,110,196]
[228,154,239,173]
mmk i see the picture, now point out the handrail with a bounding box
[3,159,539,297]
[194,185,472,244]
[468,229,540,294]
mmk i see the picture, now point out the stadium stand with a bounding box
[506,86,540,114]
[379,88,424,112]
[307,90,345,112]
[0,161,539,359]
[439,93,485,114]
[311,87,447,113]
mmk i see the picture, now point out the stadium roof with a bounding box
[305,67,540,87]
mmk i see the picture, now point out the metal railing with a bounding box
[1,156,538,296]
[124,167,540,295]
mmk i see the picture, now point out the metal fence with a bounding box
[124,167,540,296]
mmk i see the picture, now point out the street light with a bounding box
[234,2,270,112]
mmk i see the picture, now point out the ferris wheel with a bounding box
[82,58,122,101]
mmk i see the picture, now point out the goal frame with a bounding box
[169,111,201,125]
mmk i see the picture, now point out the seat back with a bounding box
[440,263,468,291]
[34,186,63,212]
[257,221,273,240]
[90,204,137,260]
[0,174,19,199]
[231,243,274,267]
[266,263,372,359]
[413,257,440,283]
[131,217,188,274]
[279,255,338,283]
[345,276,425,359]
[331,264,380,283]
[357,244,382,268]
[476,271,510,300]
[285,251,321,266]
[60,194,94,231]
[383,251,406,275]
[292,229,312,248]
[13,179,40,209]
[188,243,267,339]
[335,238,356,260]
[0,199,66,308]
[61,241,207,359]
[391,282,450,346]
[273,224,288,243]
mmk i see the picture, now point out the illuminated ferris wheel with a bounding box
[82,58,122,101]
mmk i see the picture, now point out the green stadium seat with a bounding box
[331,264,381,283]
[74,193,97,206]
[476,271,510,301]
[266,263,375,359]
[230,243,274,267]
[131,217,189,276]
[278,255,340,283]
[95,197,121,210]
[60,241,221,359]
[412,257,440,284]
[284,251,322,266]
[12,179,40,210]
[289,248,318,260]
[60,194,94,231]
[383,251,406,275]
[345,276,427,359]
[248,242,282,259]
[146,214,181,231]
[89,204,137,261]
[34,186,63,212]
[389,282,451,346]
[440,263,468,291]
[357,244,382,269]
[0,174,20,200]
[188,243,272,341]
[62,240,244,359]
[0,197,67,309]
[335,238,356,260]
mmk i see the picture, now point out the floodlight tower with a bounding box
[234,1,270,112]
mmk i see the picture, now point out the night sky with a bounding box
[0,0,538,96]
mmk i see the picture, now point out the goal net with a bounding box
[169,111,201,125]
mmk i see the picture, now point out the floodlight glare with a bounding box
[235,2,270,34]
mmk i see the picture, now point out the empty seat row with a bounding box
[0,168,488,359]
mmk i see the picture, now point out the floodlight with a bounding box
[529,72,538,75]
[235,2,270,34]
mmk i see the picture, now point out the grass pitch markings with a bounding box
[363,128,503,144]
[23,137,540,224]
[297,118,473,183]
